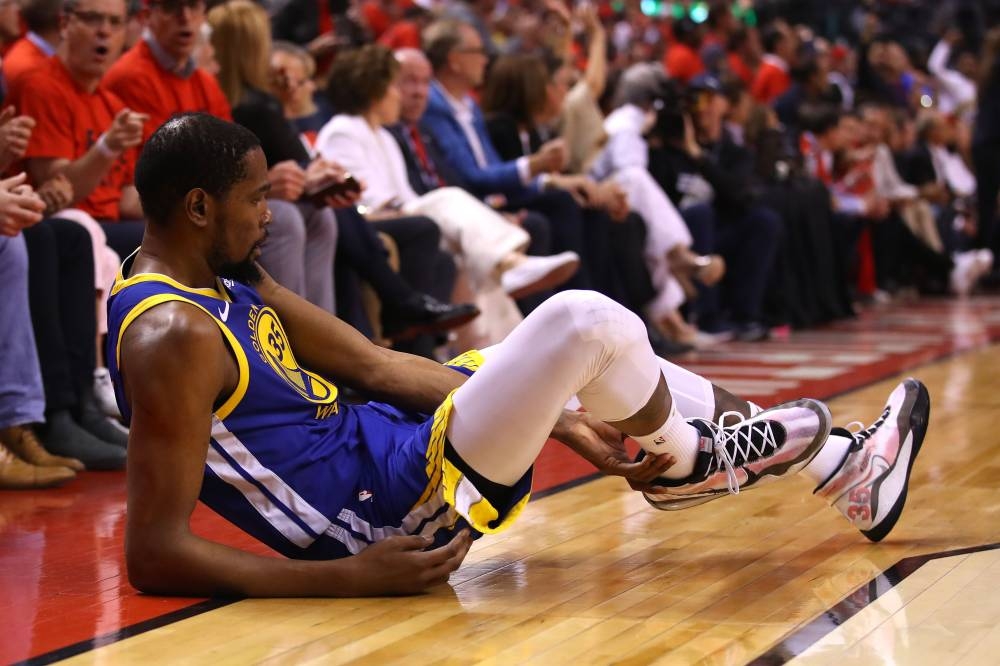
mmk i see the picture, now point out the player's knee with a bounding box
[546,290,646,349]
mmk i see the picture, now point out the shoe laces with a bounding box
[706,411,783,496]
[843,404,891,451]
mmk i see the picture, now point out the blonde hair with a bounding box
[207,0,272,107]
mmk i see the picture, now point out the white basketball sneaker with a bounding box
[642,399,832,511]
[814,378,930,542]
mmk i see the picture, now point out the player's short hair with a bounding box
[135,113,261,226]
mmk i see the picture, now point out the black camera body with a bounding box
[650,79,693,144]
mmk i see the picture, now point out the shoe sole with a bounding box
[506,259,580,300]
[386,309,481,342]
[643,398,832,511]
[861,378,930,542]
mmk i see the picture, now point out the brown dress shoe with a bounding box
[0,443,76,489]
[0,425,85,471]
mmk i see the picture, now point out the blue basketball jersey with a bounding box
[107,257,532,561]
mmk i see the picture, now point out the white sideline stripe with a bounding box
[209,416,332,548]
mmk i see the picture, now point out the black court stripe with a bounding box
[16,599,236,666]
[531,471,603,500]
[749,542,1000,664]
[20,340,1000,664]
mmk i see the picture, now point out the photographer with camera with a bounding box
[647,74,781,342]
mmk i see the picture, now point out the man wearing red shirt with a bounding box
[662,17,704,85]
[2,0,61,89]
[105,0,231,144]
[12,0,148,258]
[725,26,759,87]
[751,22,795,104]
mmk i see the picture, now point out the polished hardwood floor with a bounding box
[5,297,1000,665]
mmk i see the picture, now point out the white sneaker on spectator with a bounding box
[501,251,580,299]
[949,250,980,297]
[93,367,121,419]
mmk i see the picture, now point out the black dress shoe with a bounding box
[382,294,480,340]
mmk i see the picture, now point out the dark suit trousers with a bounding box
[22,219,98,414]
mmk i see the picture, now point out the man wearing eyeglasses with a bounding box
[9,0,149,259]
[105,0,230,145]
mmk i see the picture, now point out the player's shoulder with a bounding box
[122,299,226,359]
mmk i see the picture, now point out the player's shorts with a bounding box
[302,350,533,559]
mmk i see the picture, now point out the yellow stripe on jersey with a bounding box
[410,349,528,534]
[111,270,231,301]
[115,294,250,421]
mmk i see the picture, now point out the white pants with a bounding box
[402,187,529,286]
[612,166,691,316]
[447,291,717,485]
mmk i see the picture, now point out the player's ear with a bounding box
[185,188,211,227]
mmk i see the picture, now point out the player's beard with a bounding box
[210,232,263,285]
[217,255,262,285]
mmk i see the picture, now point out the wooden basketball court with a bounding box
[4,296,1000,665]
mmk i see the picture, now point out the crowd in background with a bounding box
[1,0,999,488]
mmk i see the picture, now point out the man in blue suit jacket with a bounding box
[419,19,593,290]
[420,21,565,199]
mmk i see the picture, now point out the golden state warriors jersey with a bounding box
[107,256,533,561]
[107,256,381,557]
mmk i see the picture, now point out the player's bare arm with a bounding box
[255,269,469,414]
[121,302,471,597]
[254,269,672,483]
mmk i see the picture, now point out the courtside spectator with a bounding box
[752,21,795,104]
[663,17,704,85]
[270,41,327,153]
[105,0,230,144]
[421,18,593,293]
[316,44,579,344]
[3,0,61,90]
[0,176,83,489]
[23,216,128,468]
[12,0,149,259]
[208,0,340,312]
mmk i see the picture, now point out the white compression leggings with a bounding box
[446,291,718,486]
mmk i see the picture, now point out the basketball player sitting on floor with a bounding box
[111,114,930,597]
